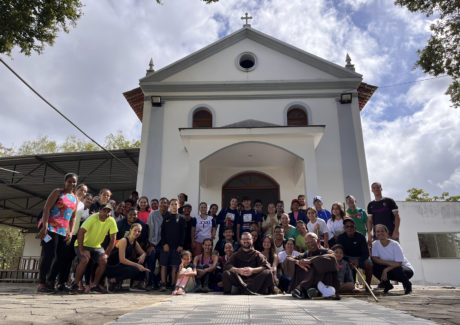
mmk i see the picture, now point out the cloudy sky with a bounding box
[0,0,458,200]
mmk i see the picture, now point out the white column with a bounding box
[303,145,319,206]
[186,154,201,213]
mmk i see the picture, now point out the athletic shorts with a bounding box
[159,249,181,267]
[75,246,105,263]
[348,256,372,269]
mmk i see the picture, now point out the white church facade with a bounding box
[124,25,377,210]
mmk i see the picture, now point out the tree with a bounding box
[1,132,140,157]
[16,136,58,156]
[0,0,83,56]
[104,131,140,150]
[61,135,99,152]
[395,0,460,108]
[0,225,24,268]
[0,143,14,157]
[406,188,460,201]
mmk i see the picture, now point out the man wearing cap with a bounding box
[337,218,373,287]
[313,196,332,223]
[289,199,308,226]
[284,232,339,299]
[71,204,118,293]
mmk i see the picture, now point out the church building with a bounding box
[123,18,377,210]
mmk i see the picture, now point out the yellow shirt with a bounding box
[75,213,118,248]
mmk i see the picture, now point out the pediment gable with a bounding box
[140,27,361,86]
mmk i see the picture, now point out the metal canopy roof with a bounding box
[0,148,139,231]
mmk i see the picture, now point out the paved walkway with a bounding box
[113,293,436,325]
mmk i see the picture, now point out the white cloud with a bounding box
[0,0,458,203]
[363,77,460,200]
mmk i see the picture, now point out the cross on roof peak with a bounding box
[241,12,253,27]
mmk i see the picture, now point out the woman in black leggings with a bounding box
[371,224,414,294]
[106,222,149,291]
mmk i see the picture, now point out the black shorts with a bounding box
[74,246,105,263]
[159,249,181,267]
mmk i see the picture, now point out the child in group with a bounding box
[172,251,196,295]
[332,244,358,293]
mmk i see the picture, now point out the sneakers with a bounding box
[36,284,54,294]
[404,282,412,295]
[307,288,320,299]
[130,285,147,292]
[291,287,305,299]
[201,286,210,293]
[383,281,394,294]
[317,281,336,297]
[159,283,168,292]
[90,285,105,294]
[195,285,203,293]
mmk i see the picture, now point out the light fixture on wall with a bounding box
[340,93,352,104]
[151,96,162,107]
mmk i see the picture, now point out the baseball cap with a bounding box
[101,204,112,211]
[343,217,355,225]
[291,199,300,205]
[313,195,323,203]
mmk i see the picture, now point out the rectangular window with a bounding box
[418,232,460,258]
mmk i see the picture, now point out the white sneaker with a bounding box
[317,281,335,297]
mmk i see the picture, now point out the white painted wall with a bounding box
[398,201,460,286]
[22,233,41,257]
[138,31,369,215]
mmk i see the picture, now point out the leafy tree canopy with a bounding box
[0,0,83,56]
[406,187,460,202]
[0,225,24,267]
[0,131,139,157]
[395,0,460,108]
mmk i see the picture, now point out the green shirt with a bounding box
[295,234,307,252]
[284,225,299,239]
[75,213,118,248]
[346,207,368,236]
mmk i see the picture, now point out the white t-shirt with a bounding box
[327,218,344,239]
[372,239,414,271]
[307,218,329,240]
[194,215,216,243]
[278,250,300,264]
[72,201,89,236]
[275,241,285,254]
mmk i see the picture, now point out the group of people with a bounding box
[36,172,414,299]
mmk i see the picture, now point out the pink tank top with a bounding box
[47,192,77,236]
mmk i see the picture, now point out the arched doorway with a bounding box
[222,172,279,212]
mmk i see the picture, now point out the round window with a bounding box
[236,52,257,71]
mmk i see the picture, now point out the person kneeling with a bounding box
[371,224,414,294]
[173,251,196,295]
[106,223,150,292]
[71,204,117,294]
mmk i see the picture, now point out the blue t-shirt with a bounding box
[216,208,239,237]
[317,209,332,223]
[237,209,261,234]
